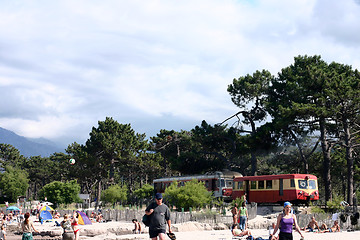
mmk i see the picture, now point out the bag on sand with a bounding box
[167,232,176,240]
[142,214,151,227]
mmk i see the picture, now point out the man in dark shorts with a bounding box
[145,193,172,240]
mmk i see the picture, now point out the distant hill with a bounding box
[0,127,64,157]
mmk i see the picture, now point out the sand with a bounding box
[84,228,359,240]
[7,215,359,240]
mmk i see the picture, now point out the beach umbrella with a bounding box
[6,206,20,211]
[77,211,92,225]
[40,205,54,212]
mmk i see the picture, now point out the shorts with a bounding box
[307,227,314,232]
[328,228,332,232]
[149,228,166,238]
[22,232,33,240]
[279,232,293,240]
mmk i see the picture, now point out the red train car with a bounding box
[232,174,319,204]
[153,171,242,201]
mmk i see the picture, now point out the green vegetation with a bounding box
[101,184,127,205]
[133,184,154,201]
[0,166,28,202]
[326,195,346,213]
[38,180,81,206]
[164,179,212,211]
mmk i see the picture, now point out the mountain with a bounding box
[0,127,64,157]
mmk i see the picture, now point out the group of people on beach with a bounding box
[2,210,81,240]
[230,200,342,240]
[301,216,340,233]
[3,194,345,240]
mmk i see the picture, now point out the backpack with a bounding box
[142,214,151,227]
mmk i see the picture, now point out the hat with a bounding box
[155,193,163,199]
[284,201,292,208]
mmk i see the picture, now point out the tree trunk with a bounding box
[319,117,332,202]
[290,130,309,174]
[95,180,102,210]
[343,118,354,205]
[250,119,257,176]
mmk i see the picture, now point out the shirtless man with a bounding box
[301,216,320,232]
[231,224,252,237]
[319,220,340,233]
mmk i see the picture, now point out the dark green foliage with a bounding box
[0,166,28,202]
[0,143,26,168]
[38,180,81,205]
[133,184,154,201]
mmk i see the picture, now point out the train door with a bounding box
[279,178,284,197]
[245,180,250,201]
[212,178,220,197]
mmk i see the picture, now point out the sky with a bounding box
[1,0,360,148]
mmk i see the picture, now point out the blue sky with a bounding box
[1,0,360,147]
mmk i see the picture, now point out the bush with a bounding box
[310,206,325,213]
[164,179,212,211]
[229,197,245,211]
[133,184,154,201]
[102,184,127,205]
[326,194,346,212]
[38,180,81,206]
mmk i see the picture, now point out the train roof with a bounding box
[234,174,317,181]
[153,170,242,183]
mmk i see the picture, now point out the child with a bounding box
[268,222,279,240]
[0,225,6,240]
[132,219,141,234]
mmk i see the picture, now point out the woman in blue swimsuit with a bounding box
[270,202,304,240]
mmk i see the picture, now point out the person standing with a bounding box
[61,214,74,240]
[0,225,6,240]
[145,193,172,240]
[238,201,248,230]
[231,203,238,225]
[71,212,80,240]
[270,202,304,240]
[21,212,39,240]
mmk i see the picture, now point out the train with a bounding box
[153,170,242,201]
[153,171,319,204]
[232,174,319,204]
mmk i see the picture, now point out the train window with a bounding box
[309,180,316,189]
[205,180,209,188]
[258,180,264,189]
[220,179,225,187]
[266,180,272,189]
[298,180,307,189]
[227,180,232,187]
[238,181,243,190]
[290,179,295,188]
[180,181,185,186]
[251,181,256,189]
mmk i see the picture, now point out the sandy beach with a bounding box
[6,218,359,240]
[109,229,360,240]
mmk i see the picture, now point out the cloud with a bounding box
[0,0,359,147]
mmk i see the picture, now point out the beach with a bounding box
[6,218,359,240]
[111,229,360,240]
